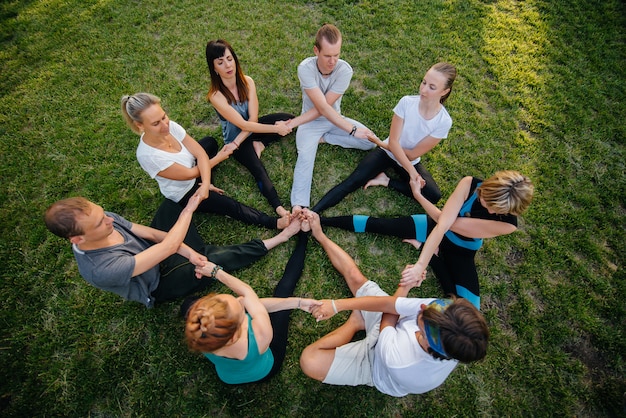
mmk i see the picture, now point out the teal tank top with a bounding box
[204,314,274,384]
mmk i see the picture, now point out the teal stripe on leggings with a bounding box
[352,215,369,233]
[456,285,480,310]
[410,214,428,242]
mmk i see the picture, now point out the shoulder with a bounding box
[244,75,256,89]
[169,120,186,140]
[335,59,353,74]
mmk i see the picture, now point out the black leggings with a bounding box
[312,147,441,213]
[258,231,309,382]
[320,214,481,308]
[177,136,279,229]
[150,199,269,303]
[231,113,294,210]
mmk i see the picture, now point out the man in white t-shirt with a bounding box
[299,209,489,396]
[287,24,376,209]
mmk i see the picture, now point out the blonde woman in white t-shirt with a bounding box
[121,93,290,230]
[312,63,457,213]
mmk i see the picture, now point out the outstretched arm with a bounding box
[311,296,398,321]
[209,77,291,136]
[260,297,321,313]
[401,177,473,287]
[305,209,368,296]
[195,261,274,350]
[130,195,203,276]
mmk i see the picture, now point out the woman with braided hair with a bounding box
[182,220,320,384]
[320,171,534,309]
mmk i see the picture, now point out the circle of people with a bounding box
[44,24,534,396]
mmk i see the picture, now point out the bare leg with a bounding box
[252,140,266,158]
[305,209,367,296]
[300,310,365,381]
[262,217,301,250]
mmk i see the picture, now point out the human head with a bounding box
[120,93,161,134]
[421,298,489,363]
[314,24,343,76]
[476,170,534,216]
[184,293,245,353]
[314,23,342,51]
[429,62,457,104]
[205,39,249,104]
[44,197,92,239]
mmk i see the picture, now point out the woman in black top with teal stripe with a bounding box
[321,171,534,309]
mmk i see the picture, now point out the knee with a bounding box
[299,346,325,381]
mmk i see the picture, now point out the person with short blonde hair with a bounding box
[121,93,290,230]
[319,171,534,308]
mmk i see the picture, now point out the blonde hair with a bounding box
[120,93,161,134]
[431,62,457,104]
[476,170,534,216]
[184,294,241,353]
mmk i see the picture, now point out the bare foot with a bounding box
[402,239,423,250]
[277,214,291,229]
[301,216,311,232]
[347,309,366,332]
[252,141,266,158]
[276,206,290,218]
[364,172,390,190]
[318,136,325,144]
[282,217,301,239]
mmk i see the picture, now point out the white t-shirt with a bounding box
[382,95,452,166]
[136,121,195,203]
[297,56,353,115]
[372,297,458,397]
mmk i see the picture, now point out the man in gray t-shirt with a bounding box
[44,196,300,307]
[287,24,376,209]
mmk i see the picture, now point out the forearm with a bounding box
[210,264,257,298]
[260,297,301,312]
[414,192,442,221]
[288,108,321,128]
[333,296,398,314]
[388,141,419,179]
[312,230,361,279]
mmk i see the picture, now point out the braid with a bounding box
[184,294,241,353]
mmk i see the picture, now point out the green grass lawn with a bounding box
[1,0,624,416]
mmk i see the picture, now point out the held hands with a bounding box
[183,194,203,213]
[310,299,339,322]
[409,174,426,200]
[220,143,237,157]
[298,298,322,313]
[300,208,323,237]
[193,183,210,201]
[275,120,292,136]
[353,127,374,140]
[189,251,208,271]
[194,261,216,279]
[400,263,427,288]
[366,132,385,148]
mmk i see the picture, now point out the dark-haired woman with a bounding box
[206,39,294,219]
